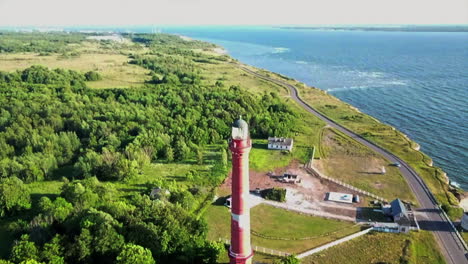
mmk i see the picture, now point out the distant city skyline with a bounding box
[0,0,467,26]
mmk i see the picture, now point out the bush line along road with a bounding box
[236,63,468,264]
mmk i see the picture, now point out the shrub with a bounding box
[276,255,300,264]
[263,188,286,202]
[441,203,463,220]
[84,71,102,81]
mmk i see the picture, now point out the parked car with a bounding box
[391,162,401,167]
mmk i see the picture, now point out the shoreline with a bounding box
[210,45,463,194]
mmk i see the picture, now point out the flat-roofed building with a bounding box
[326,192,353,204]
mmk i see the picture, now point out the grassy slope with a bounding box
[318,127,416,203]
[205,203,361,254]
[303,231,445,264]
[242,65,457,209]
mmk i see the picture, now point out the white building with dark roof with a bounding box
[382,198,418,233]
[268,137,293,151]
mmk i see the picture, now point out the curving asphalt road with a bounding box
[237,64,468,264]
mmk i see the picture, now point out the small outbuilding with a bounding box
[268,137,294,151]
[326,192,353,204]
[281,173,301,184]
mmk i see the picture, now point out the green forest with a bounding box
[0,32,299,264]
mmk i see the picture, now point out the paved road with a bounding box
[238,64,468,264]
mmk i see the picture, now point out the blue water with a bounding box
[155,27,468,189]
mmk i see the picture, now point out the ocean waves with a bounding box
[325,70,409,93]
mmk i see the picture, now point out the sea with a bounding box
[7,25,468,189]
[161,26,468,189]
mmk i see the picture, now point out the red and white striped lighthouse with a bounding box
[228,117,253,264]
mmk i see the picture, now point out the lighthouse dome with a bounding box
[231,116,249,140]
[232,117,248,129]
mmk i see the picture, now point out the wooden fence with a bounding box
[305,159,388,203]
[218,238,290,257]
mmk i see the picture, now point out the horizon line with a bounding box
[1,23,468,28]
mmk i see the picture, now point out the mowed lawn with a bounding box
[303,231,445,264]
[204,203,361,254]
[249,140,295,171]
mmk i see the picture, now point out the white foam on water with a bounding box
[326,85,373,92]
[325,68,409,93]
[348,70,385,78]
[272,47,290,53]
[450,181,461,188]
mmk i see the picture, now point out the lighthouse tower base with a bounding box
[229,249,254,264]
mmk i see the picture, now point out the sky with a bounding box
[0,0,467,26]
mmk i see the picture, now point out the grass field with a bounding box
[204,203,362,254]
[250,140,297,171]
[0,42,150,89]
[303,231,445,264]
[317,127,416,203]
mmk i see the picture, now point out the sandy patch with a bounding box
[179,35,193,41]
[86,35,128,43]
[459,197,468,211]
[213,48,227,54]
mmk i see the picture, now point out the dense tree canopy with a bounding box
[0,32,298,263]
[0,64,295,183]
[0,32,85,54]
